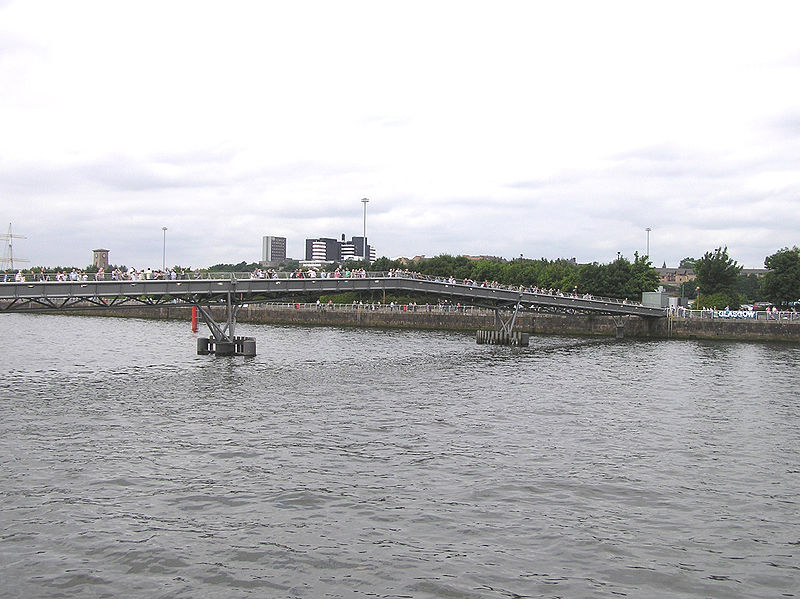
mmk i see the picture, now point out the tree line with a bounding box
[372,246,799,308]
[683,246,800,309]
[7,245,798,308]
[370,253,660,301]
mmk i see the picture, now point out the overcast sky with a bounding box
[2,1,799,270]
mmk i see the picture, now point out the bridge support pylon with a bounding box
[612,316,627,339]
[194,293,256,356]
[477,298,530,346]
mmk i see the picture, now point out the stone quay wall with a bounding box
[53,304,800,342]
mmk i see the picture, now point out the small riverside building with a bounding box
[92,249,109,270]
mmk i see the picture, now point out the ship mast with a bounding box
[1,223,29,270]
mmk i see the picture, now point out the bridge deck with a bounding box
[0,276,666,318]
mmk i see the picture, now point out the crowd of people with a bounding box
[4,265,637,306]
[382,268,615,304]
[250,267,371,279]
[9,265,800,320]
[242,266,618,303]
[4,267,207,282]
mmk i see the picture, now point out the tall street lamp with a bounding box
[162,227,168,271]
[361,198,369,263]
[645,227,652,258]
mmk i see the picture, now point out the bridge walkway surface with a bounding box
[0,273,666,353]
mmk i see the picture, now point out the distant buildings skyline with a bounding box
[304,235,375,264]
[259,232,376,266]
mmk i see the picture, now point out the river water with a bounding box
[1,313,798,598]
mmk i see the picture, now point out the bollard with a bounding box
[242,338,256,357]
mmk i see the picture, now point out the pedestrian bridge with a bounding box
[0,272,666,353]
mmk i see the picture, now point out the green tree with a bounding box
[541,258,578,291]
[761,246,800,306]
[734,273,763,303]
[679,257,696,269]
[208,261,260,272]
[279,259,300,271]
[576,262,607,295]
[369,256,404,272]
[693,247,742,308]
[471,259,505,283]
[694,247,741,295]
[417,255,474,280]
[575,254,656,299]
[627,252,660,296]
[696,292,734,310]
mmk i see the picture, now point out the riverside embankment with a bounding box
[52,304,800,342]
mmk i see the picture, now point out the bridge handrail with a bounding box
[1,268,662,311]
[374,270,655,309]
[229,301,800,320]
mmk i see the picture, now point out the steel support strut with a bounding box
[194,292,255,356]
[494,293,523,334]
[477,293,529,346]
[195,297,239,343]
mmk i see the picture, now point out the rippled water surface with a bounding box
[1,314,798,598]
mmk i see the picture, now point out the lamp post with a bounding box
[361,198,369,263]
[162,227,167,271]
[645,227,651,258]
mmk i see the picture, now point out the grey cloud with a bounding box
[507,171,586,190]
[3,153,370,196]
[362,115,411,128]
[609,144,738,180]
[770,111,800,137]
[79,158,218,192]
[0,27,44,57]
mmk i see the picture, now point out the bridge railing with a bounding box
[1,268,656,309]
[373,271,655,308]
[254,301,486,314]
[2,270,386,282]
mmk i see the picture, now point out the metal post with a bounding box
[227,291,235,339]
[162,226,167,270]
[361,197,369,263]
[645,227,651,258]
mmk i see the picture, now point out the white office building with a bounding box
[262,236,287,264]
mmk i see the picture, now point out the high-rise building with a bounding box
[305,238,340,262]
[304,235,375,262]
[262,236,287,264]
[351,236,375,261]
[340,241,356,261]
